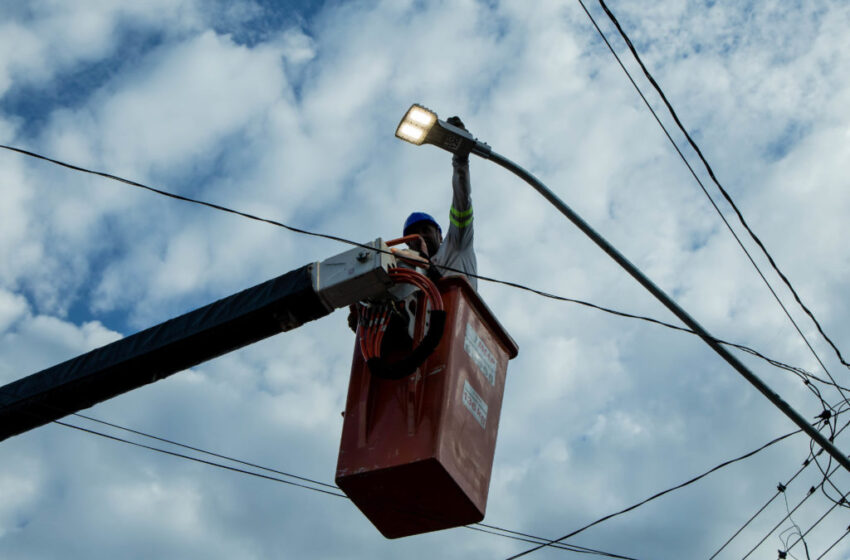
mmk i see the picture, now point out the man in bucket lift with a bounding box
[401,116,478,290]
[348,116,477,333]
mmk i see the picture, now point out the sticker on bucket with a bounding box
[462,380,488,429]
[464,323,497,385]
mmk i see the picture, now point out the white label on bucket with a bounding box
[464,323,497,385]
[462,380,488,429]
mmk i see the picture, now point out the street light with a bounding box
[393,102,850,477]
[395,104,491,158]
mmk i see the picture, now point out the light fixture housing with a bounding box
[395,104,491,157]
[395,104,437,145]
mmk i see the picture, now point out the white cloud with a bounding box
[2,1,850,558]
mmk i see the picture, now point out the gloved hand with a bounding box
[446,116,467,131]
[347,304,358,332]
[446,116,471,161]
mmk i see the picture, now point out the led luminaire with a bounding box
[396,123,426,144]
[395,104,437,145]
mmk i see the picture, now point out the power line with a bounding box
[54,413,635,559]
[5,143,848,554]
[13,394,620,556]
[1,155,843,557]
[785,489,850,558]
[504,429,802,559]
[779,490,811,560]
[72,412,340,490]
[709,414,850,558]
[815,526,850,560]
[53,419,348,498]
[466,525,641,559]
[62,407,799,560]
[591,0,850,373]
[0,143,834,397]
[740,467,836,559]
[573,0,849,416]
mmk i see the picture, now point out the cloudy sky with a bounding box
[2,0,850,558]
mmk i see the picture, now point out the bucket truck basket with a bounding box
[335,275,518,538]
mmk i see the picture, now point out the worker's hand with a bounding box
[446,116,467,131]
[447,116,471,161]
[347,305,358,332]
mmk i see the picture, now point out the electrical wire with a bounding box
[2,390,629,557]
[53,419,349,498]
[779,491,811,560]
[53,412,636,559]
[504,429,802,559]
[71,412,340,490]
[815,526,850,560]
[2,145,847,557]
[590,0,850,373]
[785,490,850,558]
[709,414,850,558]
[0,143,834,397]
[7,384,803,560]
[466,525,641,559]
[573,0,850,416]
[740,468,836,559]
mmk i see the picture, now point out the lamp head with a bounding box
[394,104,490,157]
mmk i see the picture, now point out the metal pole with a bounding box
[482,149,850,473]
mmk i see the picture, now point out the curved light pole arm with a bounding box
[481,148,850,473]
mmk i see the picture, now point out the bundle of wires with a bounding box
[357,267,446,379]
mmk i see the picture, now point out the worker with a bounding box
[401,115,478,290]
[348,116,478,333]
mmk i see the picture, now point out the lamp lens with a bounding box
[407,107,436,127]
[397,123,425,143]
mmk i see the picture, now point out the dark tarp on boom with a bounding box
[0,263,331,442]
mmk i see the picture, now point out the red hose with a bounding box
[358,268,443,361]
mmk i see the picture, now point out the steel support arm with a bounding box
[481,149,850,474]
[0,239,395,442]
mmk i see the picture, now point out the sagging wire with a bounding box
[56,413,633,558]
[784,489,849,559]
[575,0,850,421]
[778,489,811,560]
[5,144,850,555]
[729,410,849,559]
[504,429,802,559]
[590,0,850,375]
[815,526,850,560]
[0,144,841,398]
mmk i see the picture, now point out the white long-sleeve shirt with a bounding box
[431,154,477,290]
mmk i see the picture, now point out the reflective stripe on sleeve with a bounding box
[450,206,473,228]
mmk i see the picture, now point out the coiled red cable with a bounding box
[358,267,443,361]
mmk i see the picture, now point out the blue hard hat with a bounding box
[403,212,442,236]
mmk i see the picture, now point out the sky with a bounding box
[1,0,850,558]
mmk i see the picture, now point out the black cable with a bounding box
[71,412,340,490]
[808,432,849,509]
[504,429,802,559]
[0,143,832,395]
[785,490,850,558]
[592,0,850,372]
[740,462,843,560]
[815,526,850,559]
[0,144,375,253]
[574,0,849,417]
[1,146,841,556]
[53,419,349,498]
[71,409,640,560]
[709,414,850,558]
[779,491,811,560]
[5,142,848,555]
[466,525,641,559]
[56,411,632,558]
